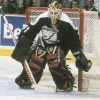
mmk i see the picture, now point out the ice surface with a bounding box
[0,56,100,100]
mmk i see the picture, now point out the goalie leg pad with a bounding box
[11,36,33,62]
[28,46,47,83]
[46,46,74,90]
[15,45,47,88]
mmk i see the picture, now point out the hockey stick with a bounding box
[0,7,56,93]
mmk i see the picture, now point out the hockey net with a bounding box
[25,7,100,92]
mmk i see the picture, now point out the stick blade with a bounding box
[31,84,56,93]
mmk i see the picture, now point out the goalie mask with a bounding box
[48,1,62,25]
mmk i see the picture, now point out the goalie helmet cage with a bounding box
[25,7,100,92]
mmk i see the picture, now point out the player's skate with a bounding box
[15,70,31,89]
[15,77,31,89]
[56,80,75,92]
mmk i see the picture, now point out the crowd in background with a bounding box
[0,0,100,18]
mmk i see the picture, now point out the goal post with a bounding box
[25,7,100,92]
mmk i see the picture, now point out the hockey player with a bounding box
[11,1,92,91]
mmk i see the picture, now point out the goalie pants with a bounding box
[15,45,74,89]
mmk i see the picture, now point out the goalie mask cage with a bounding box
[26,7,100,92]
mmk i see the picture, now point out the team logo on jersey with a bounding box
[42,26,59,44]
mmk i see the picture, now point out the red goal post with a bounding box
[25,7,100,92]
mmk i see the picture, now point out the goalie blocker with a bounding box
[11,36,33,62]
[72,49,92,72]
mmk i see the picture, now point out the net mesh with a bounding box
[26,7,100,92]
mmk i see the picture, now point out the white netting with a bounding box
[83,11,100,91]
[26,8,100,92]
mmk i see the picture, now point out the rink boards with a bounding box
[0,46,14,56]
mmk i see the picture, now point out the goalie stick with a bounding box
[0,7,56,93]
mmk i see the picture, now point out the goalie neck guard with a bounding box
[48,1,62,25]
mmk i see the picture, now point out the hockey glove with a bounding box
[72,50,92,72]
[11,36,33,62]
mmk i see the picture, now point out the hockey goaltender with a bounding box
[11,0,92,91]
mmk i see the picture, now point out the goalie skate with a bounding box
[19,80,32,89]
[56,86,73,92]
[56,80,77,93]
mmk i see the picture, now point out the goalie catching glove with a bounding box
[72,49,92,72]
[11,36,33,62]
